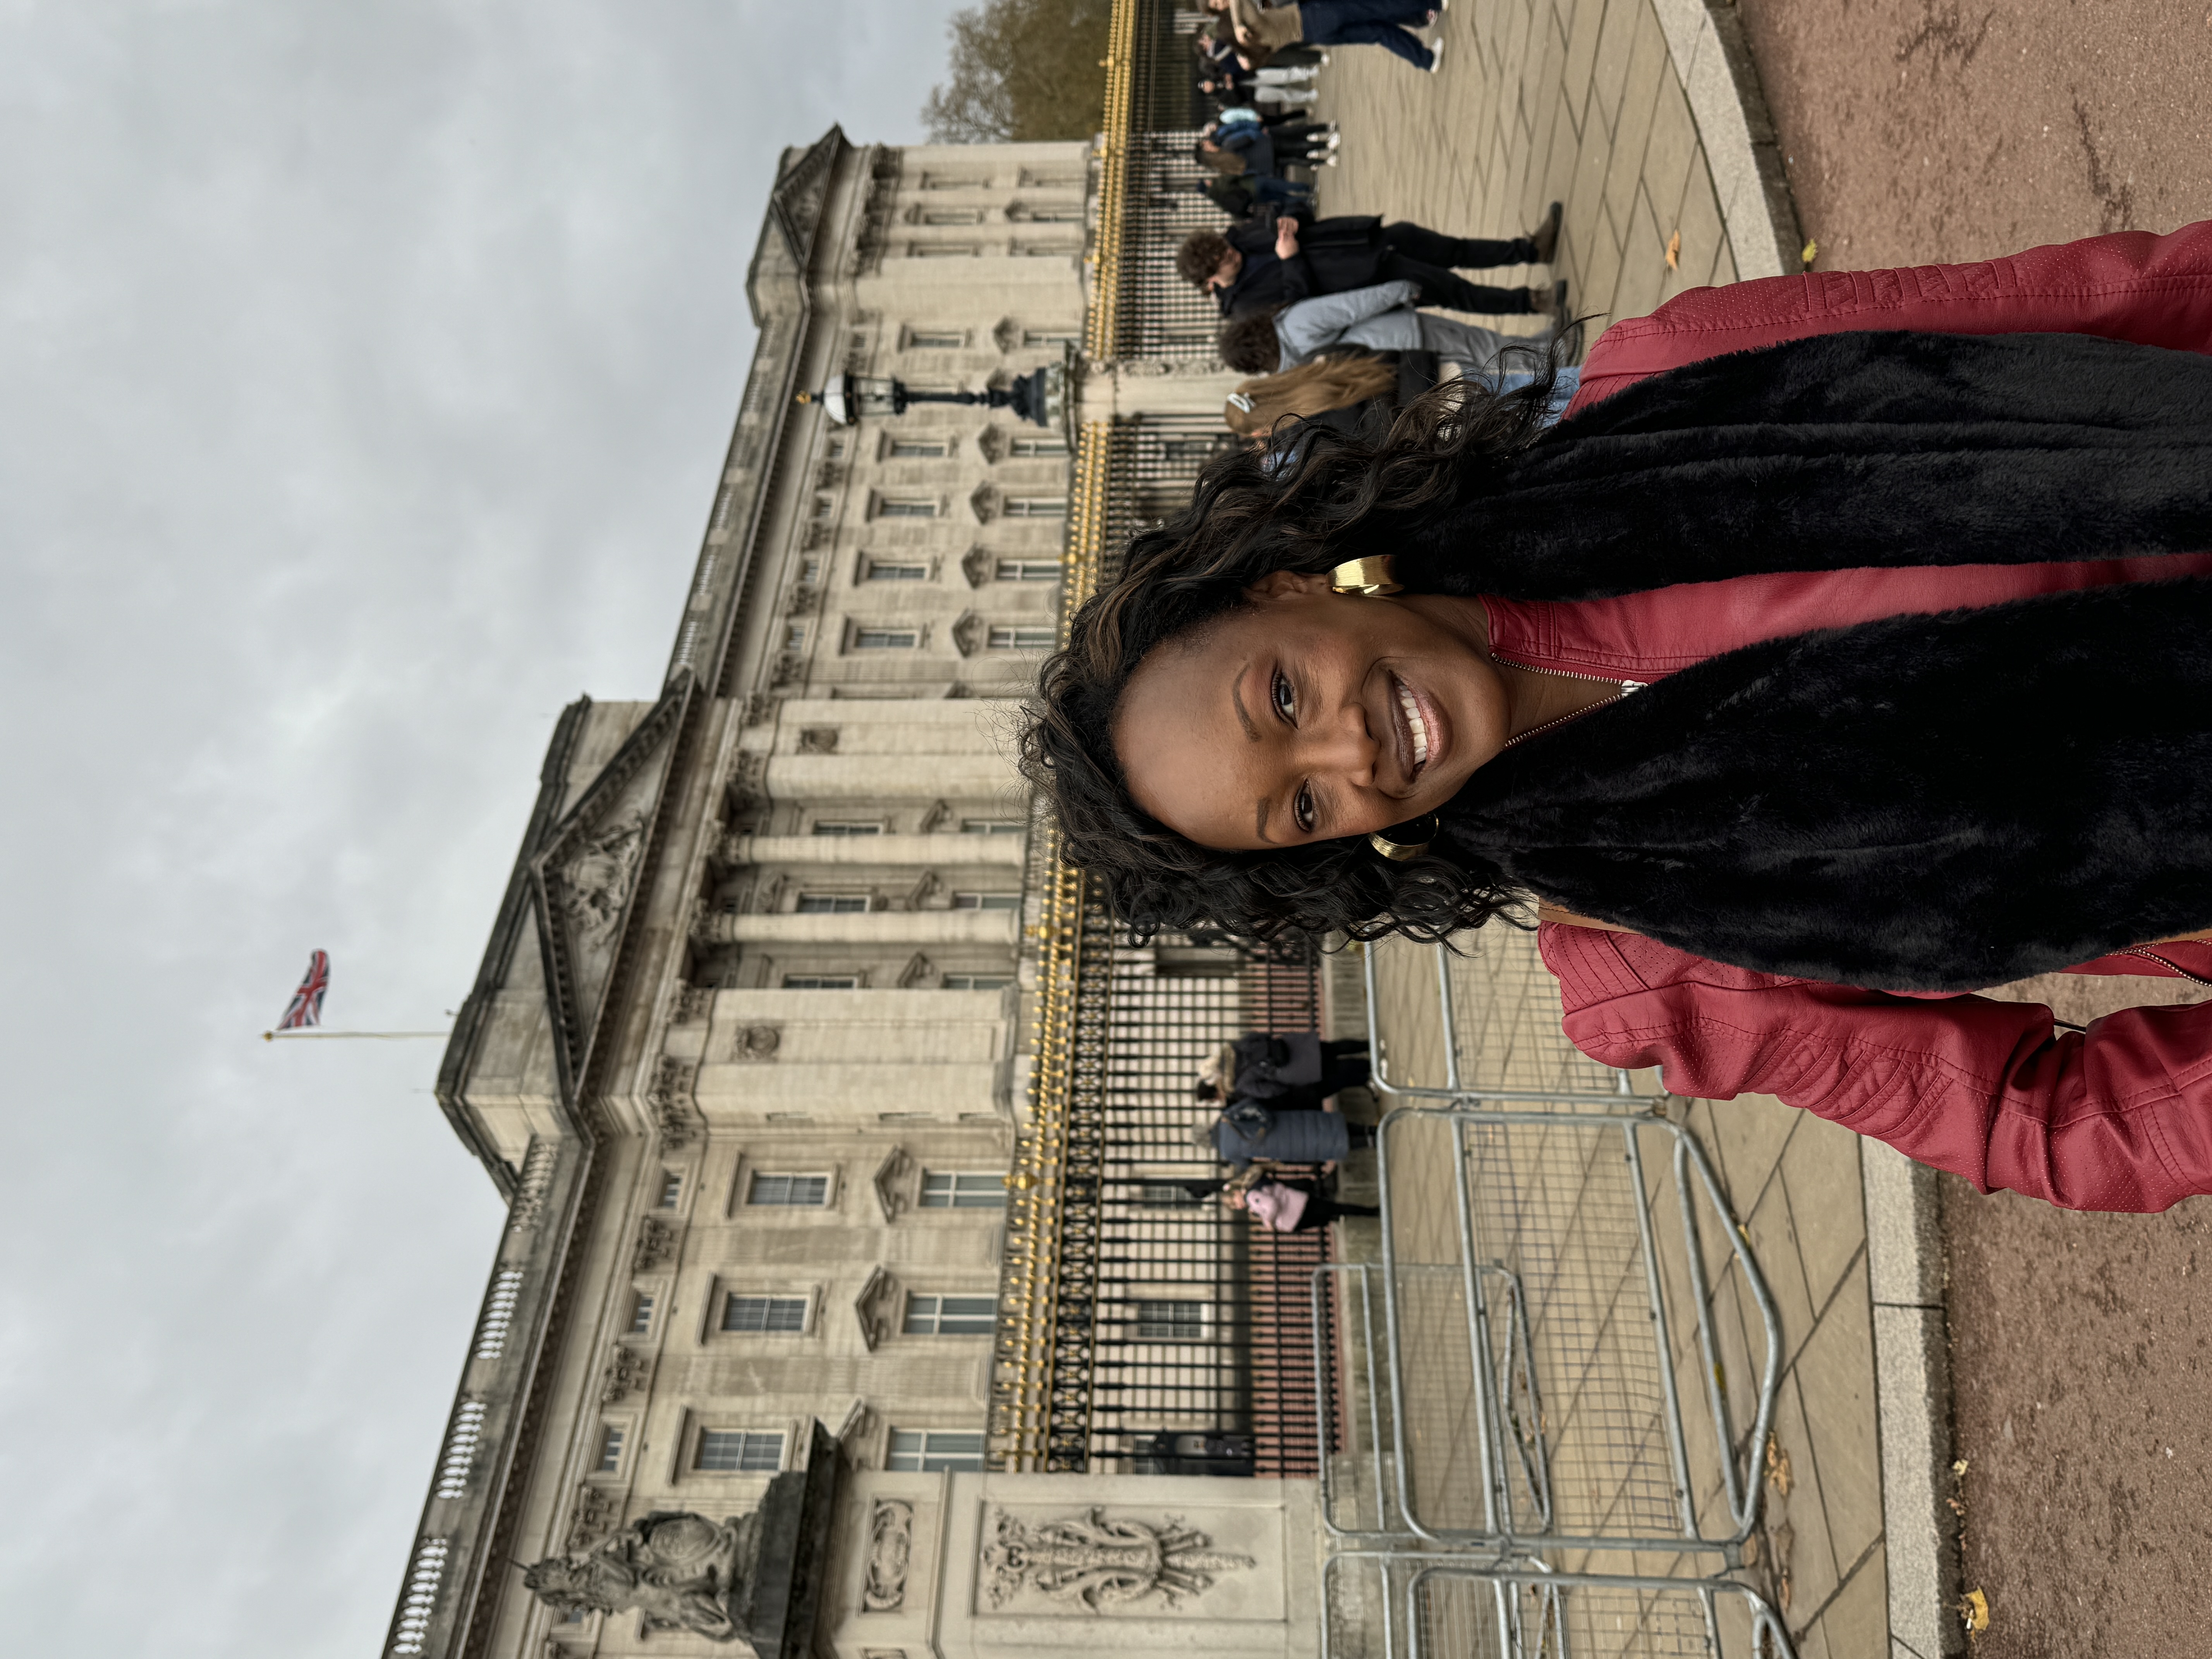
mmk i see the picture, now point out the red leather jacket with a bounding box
[1528,221,2212,1212]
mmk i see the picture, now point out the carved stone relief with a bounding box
[852,1264,904,1352]
[871,1146,917,1221]
[917,799,953,833]
[732,1024,782,1062]
[649,1059,702,1148]
[672,985,716,1024]
[904,869,943,910]
[960,546,993,590]
[975,424,1008,462]
[785,585,821,617]
[862,1499,915,1612]
[528,1509,763,1642]
[632,1216,678,1273]
[567,1485,621,1551]
[967,483,999,524]
[980,1508,1254,1613]
[601,1345,650,1405]
[559,811,649,957]
[950,612,986,659]
[797,726,839,754]
[895,951,939,989]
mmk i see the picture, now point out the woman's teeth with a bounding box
[1396,679,1429,769]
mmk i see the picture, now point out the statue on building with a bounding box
[523,1509,763,1640]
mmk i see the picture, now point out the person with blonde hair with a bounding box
[1223,355,1401,438]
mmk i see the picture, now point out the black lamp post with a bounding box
[799,364,1065,429]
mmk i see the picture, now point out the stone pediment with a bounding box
[532,675,693,1099]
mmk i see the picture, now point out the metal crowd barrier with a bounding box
[1312,938,1795,1658]
[1321,1552,1793,1659]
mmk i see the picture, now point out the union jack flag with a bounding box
[277,950,331,1031]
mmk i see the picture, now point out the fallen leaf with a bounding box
[1666,230,1681,271]
[1801,238,1819,267]
[1952,1456,1970,1478]
[1765,1432,1795,1497]
[1961,1588,1990,1633]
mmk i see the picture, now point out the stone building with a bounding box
[386,128,1098,1659]
[387,16,1331,1652]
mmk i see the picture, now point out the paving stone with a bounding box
[1780,1114,1869,1312]
[1793,1256,1886,1574]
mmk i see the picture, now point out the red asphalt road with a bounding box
[1733,3,2212,1651]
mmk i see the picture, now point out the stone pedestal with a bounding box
[821,1472,1322,1659]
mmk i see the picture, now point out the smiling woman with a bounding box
[1022,221,2212,1214]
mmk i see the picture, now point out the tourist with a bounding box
[1027,221,2212,1215]
[1216,277,1539,376]
[1177,206,1564,321]
[1230,1176,1381,1232]
[1209,0,1447,76]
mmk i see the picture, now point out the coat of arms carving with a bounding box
[980,1507,1253,1613]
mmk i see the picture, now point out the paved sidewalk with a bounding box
[1310,0,1794,345]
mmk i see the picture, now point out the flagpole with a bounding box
[262,1030,450,1042]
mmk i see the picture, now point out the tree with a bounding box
[922,0,1114,144]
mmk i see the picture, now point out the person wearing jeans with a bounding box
[1219,0,1443,74]
[1298,0,1440,70]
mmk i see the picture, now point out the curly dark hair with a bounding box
[1018,356,1565,948]
[1218,309,1285,374]
[1176,228,1234,288]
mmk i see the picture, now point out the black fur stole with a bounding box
[1401,330,2212,601]
[1440,578,2212,990]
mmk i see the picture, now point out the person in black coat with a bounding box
[1176,206,1564,322]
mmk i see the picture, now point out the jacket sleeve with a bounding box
[1539,923,2212,1213]
[1566,219,2212,413]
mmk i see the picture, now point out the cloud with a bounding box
[0,1,970,1650]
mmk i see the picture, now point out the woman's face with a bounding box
[1114,571,1509,852]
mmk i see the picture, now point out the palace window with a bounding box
[876,498,939,518]
[985,625,1056,651]
[951,892,1021,910]
[1138,1181,1207,1207]
[908,243,977,258]
[1010,434,1069,455]
[810,821,882,836]
[1002,498,1066,519]
[695,1429,785,1473]
[627,1292,655,1335]
[781,974,860,989]
[795,894,869,914]
[595,1425,625,1473]
[941,974,1012,990]
[994,558,1060,582]
[920,1171,1006,1210]
[887,1429,987,1472]
[721,1293,809,1333]
[784,623,809,651]
[888,437,950,458]
[852,627,922,650]
[960,818,1024,833]
[902,1293,995,1336]
[747,1172,831,1206]
[1135,1300,1207,1342]
[864,557,930,581]
[906,329,965,349]
[920,209,983,226]
[657,1171,683,1209]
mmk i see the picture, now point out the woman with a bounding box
[1219,280,1521,377]
[1231,1175,1381,1232]
[1028,221,2212,1214]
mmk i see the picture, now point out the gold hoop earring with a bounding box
[1369,813,1439,861]
[1330,556,1401,597]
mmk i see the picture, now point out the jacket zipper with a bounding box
[1495,657,1644,749]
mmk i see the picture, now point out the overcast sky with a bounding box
[0,3,969,1649]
